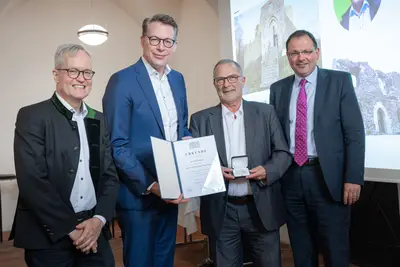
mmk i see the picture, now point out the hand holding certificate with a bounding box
[150,135,226,199]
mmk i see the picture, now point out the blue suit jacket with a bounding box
[102,58,191,210]
[270,68,365,202]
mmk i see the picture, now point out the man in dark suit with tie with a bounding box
[11,44,119,267]
[102,13,191,267]
[270,30,365,267]
[190,59,292,267]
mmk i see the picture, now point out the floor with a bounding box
[0,226,357,267]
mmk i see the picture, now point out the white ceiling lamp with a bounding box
[77,0,108,46]
[77,24,109,46]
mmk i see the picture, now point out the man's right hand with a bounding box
[150,182,189,204]
[222,167,235,180]
[150,182,162,197]
[69,229,83,242]
[69,229,98,254]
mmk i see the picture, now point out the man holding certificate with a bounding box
[102,14,191,267]
[190,59,292,267]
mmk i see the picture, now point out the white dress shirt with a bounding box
[349,0,372,31]
[289,66,318,157]
[222,102,252,196]
[142,57,178,192]
[142,57,178,142]
[56,93,105,224]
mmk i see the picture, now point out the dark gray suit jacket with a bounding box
[270,68,365,202]
[190,100,292,238]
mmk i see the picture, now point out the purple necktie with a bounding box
[294,78,308,166]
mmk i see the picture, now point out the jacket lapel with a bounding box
[208,105,228,167]
[282,76,294,142]
[313,68,328,125]
[167,73,183,139]
[135,59,165,138]
[84,118,100,190]
[243,101,255,164]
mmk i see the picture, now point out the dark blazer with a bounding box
[190,100,292,238]
[270,68,365,202]
[102,58,191,211]
[340,0,381,30]
[10,93,119,249]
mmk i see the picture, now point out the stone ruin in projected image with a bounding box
[234,0,322,94]
[333,59,400,136]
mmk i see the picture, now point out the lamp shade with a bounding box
[77,24,108,46]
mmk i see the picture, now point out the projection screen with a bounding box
[230,0,400,182]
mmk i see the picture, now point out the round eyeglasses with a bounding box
[146,36,176,48]
[57,68,95,80]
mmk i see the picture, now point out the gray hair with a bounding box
[213,59,243,77]
[54,44,91,68]
[142,14,179,40]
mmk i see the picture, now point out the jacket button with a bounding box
[73,146,79,151]
[69,169,75,174]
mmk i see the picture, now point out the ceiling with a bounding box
[0,0,218,23]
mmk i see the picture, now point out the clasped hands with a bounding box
[69,217,103,254]
[222,166,266,181]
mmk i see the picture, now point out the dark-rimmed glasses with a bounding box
[214,75,241,86]
[145,36,176,48]
[56,68,95,80]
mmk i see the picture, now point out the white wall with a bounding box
[175,0,220,114]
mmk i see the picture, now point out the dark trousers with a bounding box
[117,205,178,267]
[282,164,350,267]
[215,200,281,267]
[24,233,114,267]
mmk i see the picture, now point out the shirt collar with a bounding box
[141,56,171,76]
[294,66,318,87]
[349,0,370,17]
[55,92,87,117]
[222,99,244,118]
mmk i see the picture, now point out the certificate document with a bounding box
[151,135,226,199]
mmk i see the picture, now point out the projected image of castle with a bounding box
[234,0,321,94]
[333,59,400,136]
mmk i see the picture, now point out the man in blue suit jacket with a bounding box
[102,14,191,267]
[270,30,365,267]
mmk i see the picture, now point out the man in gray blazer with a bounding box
[270,30,365,267]
[190,59,292,267]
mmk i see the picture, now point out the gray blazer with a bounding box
[189,100,292,237]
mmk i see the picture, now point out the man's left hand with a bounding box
[343,183,361,205]
[246,166,266,181]
[74,217,103,253]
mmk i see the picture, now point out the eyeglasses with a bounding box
[287,50,315,58]
[146,36,176,48]
[214,75,241,86]
[57,68,95,80]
